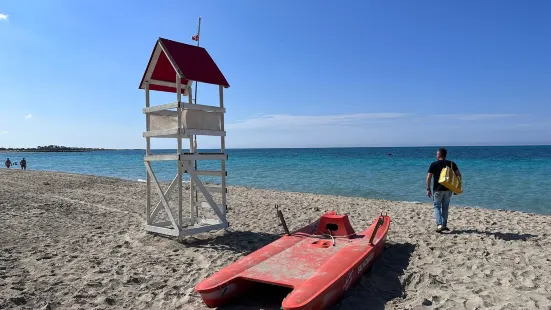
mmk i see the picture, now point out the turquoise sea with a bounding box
[2,146,550,215]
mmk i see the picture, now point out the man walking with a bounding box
[426,148,461,233]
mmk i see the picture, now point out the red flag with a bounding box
[192,34,199,41]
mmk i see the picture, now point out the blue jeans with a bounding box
[433,190,452,226]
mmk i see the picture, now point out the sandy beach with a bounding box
[1,168,550,310]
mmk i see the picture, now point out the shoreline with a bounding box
[1,168,550,309]
[3,168,550,217]
[1,149,113,153]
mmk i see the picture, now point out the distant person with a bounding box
[5,158,11,168]
[20,158,26,170]
[426,148,462,233]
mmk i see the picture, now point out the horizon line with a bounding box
[4,143,550,151]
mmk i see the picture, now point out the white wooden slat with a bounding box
[187,84,197,225]
[143,129,224,138]
[144,154,179,161]
[176,74,184,231]
[184,129,226,137]
[143,128,180,138]
[145,82,151,224]
[149,173,179,221]
[149,134,184,139]
[179,223,228,236]
[144,103,224,114]
[143,102,179,113]
[149,218,193,227]
[198,219,222,225]
[219,84,227,219]
[194,185,226,193]
[182,103,225,113]
[194,201,225,213]
[195,170,225,177]
[149,79,177,88]
[145,162,179,230]
[157,40,185,79]
[182,161,225,222]
[141,46,162,90]
[144,225,180,237]
[150,110,178,117]
[179,153,227,161]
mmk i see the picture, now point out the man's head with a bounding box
[436,148,447,160]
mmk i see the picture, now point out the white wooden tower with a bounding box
[138,37,230,237]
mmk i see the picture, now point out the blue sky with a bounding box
[1,0,550,149]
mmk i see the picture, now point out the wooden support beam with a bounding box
[176,74,184,230]
[188,84,198,224]
[219,85,227,216]
[146,82,151,224]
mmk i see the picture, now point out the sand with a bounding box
[1,168,550,310]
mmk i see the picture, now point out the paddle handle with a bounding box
[368,216,385,246]
[276,204,291,236]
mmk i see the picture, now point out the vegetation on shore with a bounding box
[0,145,108,152]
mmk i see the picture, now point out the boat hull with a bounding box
[195,213,391,309]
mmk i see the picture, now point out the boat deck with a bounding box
[240,236,351,287]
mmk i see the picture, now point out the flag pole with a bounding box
[192,16,201,157]
[194,16,201,104]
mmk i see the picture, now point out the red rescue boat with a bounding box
[195,208,391,310]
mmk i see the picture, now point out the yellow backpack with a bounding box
[438,161,463,194]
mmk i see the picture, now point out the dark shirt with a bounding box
[428,160,459,191]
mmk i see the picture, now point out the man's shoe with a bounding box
[442,226,450,231]
[436,225,443,233]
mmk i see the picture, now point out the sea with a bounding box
[2,146,550,215]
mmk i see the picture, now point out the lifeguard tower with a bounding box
[138,37,230,237]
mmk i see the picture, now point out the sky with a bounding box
[1,0,550,149]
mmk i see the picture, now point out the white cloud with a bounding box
[226,113,408,130]
[0,13,8,21]
[24,114,32,119]
[226,112,525,130]
[429,114,520,121]
[0,131,7,135]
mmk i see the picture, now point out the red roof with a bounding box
[139,37,230,94]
